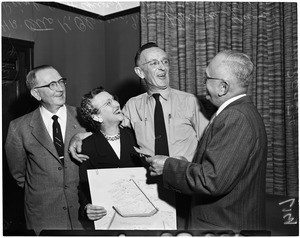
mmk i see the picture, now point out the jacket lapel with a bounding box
[194,96,251,163]
[95,131,120,163]
[30,108,59,160]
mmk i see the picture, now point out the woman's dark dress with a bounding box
[78,127,142,230]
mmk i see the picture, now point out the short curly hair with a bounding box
[80,86,105,132]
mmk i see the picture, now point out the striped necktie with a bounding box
[52,115,64,164]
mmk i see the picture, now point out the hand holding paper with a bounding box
[133,146,152,158]
[87,168,176,230]
[85,203,107,221]
[145,155,169,176]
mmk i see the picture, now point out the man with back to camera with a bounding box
[5,65,86,234]
[146,50,268,232]
[69,42,209,229]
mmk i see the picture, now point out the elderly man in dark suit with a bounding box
[146,50,267,232]
[5,65,86,234]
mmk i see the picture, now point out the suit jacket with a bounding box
[163,96,267,231]
[78,127,143,229]
[5,105,86,234]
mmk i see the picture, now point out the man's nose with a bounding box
[56,82,64,91]
[158,61,166,70]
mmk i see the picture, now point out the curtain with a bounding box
[140,2,298,197]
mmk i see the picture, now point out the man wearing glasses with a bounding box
[69,43,209,229]
[123,43,209,229]
[146,50,267,231]
[122,42,208,163]
[5,65,86,234]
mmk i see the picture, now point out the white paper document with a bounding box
[87,167,176,230]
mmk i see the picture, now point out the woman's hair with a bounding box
[80,86,105,132]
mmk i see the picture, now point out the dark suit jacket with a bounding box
[78,127,142,229]
[163,96,267,231]
[5,105,86,234]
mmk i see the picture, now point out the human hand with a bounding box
[133,146,153,158]
[68,132,91,162]
[145,155,168,176]
[85,203,107,221]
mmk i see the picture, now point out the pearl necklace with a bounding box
[100,130,120,141]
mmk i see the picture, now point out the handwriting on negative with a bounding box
[278,198,298,225]
[2,16,97,33]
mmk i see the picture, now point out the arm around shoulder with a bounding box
[68,132,92,162]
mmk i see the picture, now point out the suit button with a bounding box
[64,185,68,189]
[63,207,67,210]
[58,167,62,170]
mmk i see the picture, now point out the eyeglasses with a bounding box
[204,75,224,85]
[142,58,170,68]
[98,96,118,111]
[34,78,67,91]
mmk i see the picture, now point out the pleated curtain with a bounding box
[140,2,298,197]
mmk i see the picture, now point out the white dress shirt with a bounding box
[216,94,247,116]
[40,105,67,142]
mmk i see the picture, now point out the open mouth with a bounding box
[114,108,122,115]
[157,73,166,79]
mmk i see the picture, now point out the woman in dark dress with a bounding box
[78,86,142,230]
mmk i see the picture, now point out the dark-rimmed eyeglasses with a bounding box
[204,75,224,85]
[34,78,67,91]
[142,58,170,68]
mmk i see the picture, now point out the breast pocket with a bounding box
[133,120,154,153]
[169,118,194,144]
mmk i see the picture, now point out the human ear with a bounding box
[218,81,229,97]
[91,114,103,123]
[134,67,145,79]
[30,89,41,101]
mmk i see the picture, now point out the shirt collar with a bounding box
[147,87,171,102]
[216,94,246,116]
[40,104,67,122]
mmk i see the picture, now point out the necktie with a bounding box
[52,115,64,164]
[153,94,169,156]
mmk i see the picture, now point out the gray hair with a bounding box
[26,65,54,90]
[219,50,254,88]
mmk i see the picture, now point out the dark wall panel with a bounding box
[105,12,142,107]
[2,2,106,107]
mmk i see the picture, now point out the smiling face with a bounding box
[135,47,170,92]
[91,91,124,126]
[31,68,66,113]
